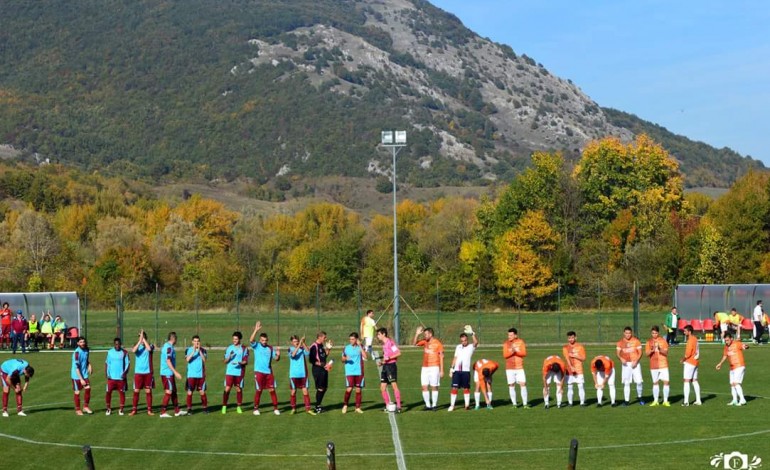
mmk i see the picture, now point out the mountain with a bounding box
[0,0,761,188]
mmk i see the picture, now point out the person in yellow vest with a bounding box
[728,308,744,339]
[52,315,67,349]
[40,313,54,349]
[713,311,730,343]
[26,314,41,351]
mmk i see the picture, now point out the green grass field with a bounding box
[2,325,768,470]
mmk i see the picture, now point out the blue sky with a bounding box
[431,0,770,165]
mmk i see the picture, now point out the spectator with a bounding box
[10,311,28,354]
[752,300,764,345]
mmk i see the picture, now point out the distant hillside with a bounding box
[0,0,759,188]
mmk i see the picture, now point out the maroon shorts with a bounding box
[106,379,126,392]
[133,373,154,390]
[345,375,364,388]
[254,372,275,390]
[186,377,207,392]
[72,378,90,391]
[289,377,307,390]
[224,374,244,388]
[160,375,176,392]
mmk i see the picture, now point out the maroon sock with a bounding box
[201,394,208,408]
[105,391,112,409]
[132,391,139,411]
[343,390,351,406]
[355,391,362,408]
[222,390,230,406]
[254,390,262,408]
[270,390,278,408]
[84,388,91,407]
[236,390,242,406]
[74,394,81,411]
[186,394,193,409]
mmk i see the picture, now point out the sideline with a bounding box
[388,411,407,470]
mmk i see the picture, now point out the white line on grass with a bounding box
[388,411,408,470]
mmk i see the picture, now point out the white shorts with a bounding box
[595,370,615,388]
[421,366,440,387]
[683,363,698,381]
[729,366,745,385]
[545,371,563,385]
[650,368,670,383]
[621,363,643,384]
[719,323,728,333]
[567,374,584,385]
[363,336,373,348]
[506,369,526,385]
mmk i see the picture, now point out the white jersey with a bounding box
[753,305,764,322]
[453,344,476,372]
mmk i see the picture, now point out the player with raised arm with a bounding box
[130,329,155,416]
[448,327,478,411]
[341,332,366,414]
[413,326,444,410]
[159,332,185,418]
[185,335,208,414]
[591,355,616,407]
[288,335,315,415]
[680,325,701,406]
[105,337,130,416]
[503,327,529,408]
[563,331,586,406]
[716,332,749,406]
[222,331,248,414]
[71,337,93,415]
[250,320,281,415]
[1,358,34,416]
[646,326,671,407]
[473,358,498,409]
[542,355,567,409]
[376,327,402,412]
[616,326,644,406]
[308,331,333,414]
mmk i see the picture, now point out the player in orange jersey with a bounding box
[645,326,670,407]
[562,331,586,406]
[680,325,702,406]
[473,359,498,410]
[616,326,644,406]
[413,326,444,410]
[590,355,616,407]
[716,332,749,406]
[542,355,567,409]
[503,327,528,408]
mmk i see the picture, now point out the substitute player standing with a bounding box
[680,325,701,406]
[250,320,281,415]
[105,337,130,416]
[448,328,478,411]
[130,329,155,416]
[591,355,616,407]
[185,335,208,414]
[341,332,366,414]
[377,327,402,412]
[503,327,529,408]
[414,326,444,410]
[646,326,671,407]
[716,332,748,406]
[360,309,377,357]
[473,358,498,409]
[542,355,567,409]
[222,331,248,414]
[71,337,93,415]
[159,332,185,418]
[1,358,34,416]
[562,331,586,406]
[616,326,644,406]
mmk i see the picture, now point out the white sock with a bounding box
[544,392,550,406]
[692,382,701,402]
[578,384,585,405]
[463,392,470,408]
[520,386,528,405]
[509,387,517,406]
[431,390,439,408]
[597,388,604,404]
[624,383,631,402]
[487,391,493,404]
[567,385,574,405]
[652,384,659,402]
[556,389,562,407]
[449,392,457,408]
[609,385,616,403]
[422,391,430,407]
[731,386,738,403]
[663,385,670,402]
[636,383,643,398]
[735,385,745,403]
[684,382,690,403]
[474,392,480,407]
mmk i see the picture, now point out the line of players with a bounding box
[0,320,750,417]
[408,323,750,412]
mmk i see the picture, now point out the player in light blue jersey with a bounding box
[159,332,185,418]
[130,329,155,416]
[249,320,281,415]
[71,337,93,415]
[222,331,248,414]
[185,335,208,414]
[341,332,366,414]
[1,359,34,417]
[288,335,315,415]
[105,337,130,415]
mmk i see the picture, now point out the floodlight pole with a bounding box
[381,131,407,343]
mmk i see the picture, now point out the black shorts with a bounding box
[312,365,328,389]
[451,371,471,389]
[381,363,398,384]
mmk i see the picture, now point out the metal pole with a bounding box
[326,442,336,470]
[235,283,240,332]
[154,283,159,346]
[392,145,400,344]
[83,444,96,470]
[567,438,579,469]
[316,281,321,331]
